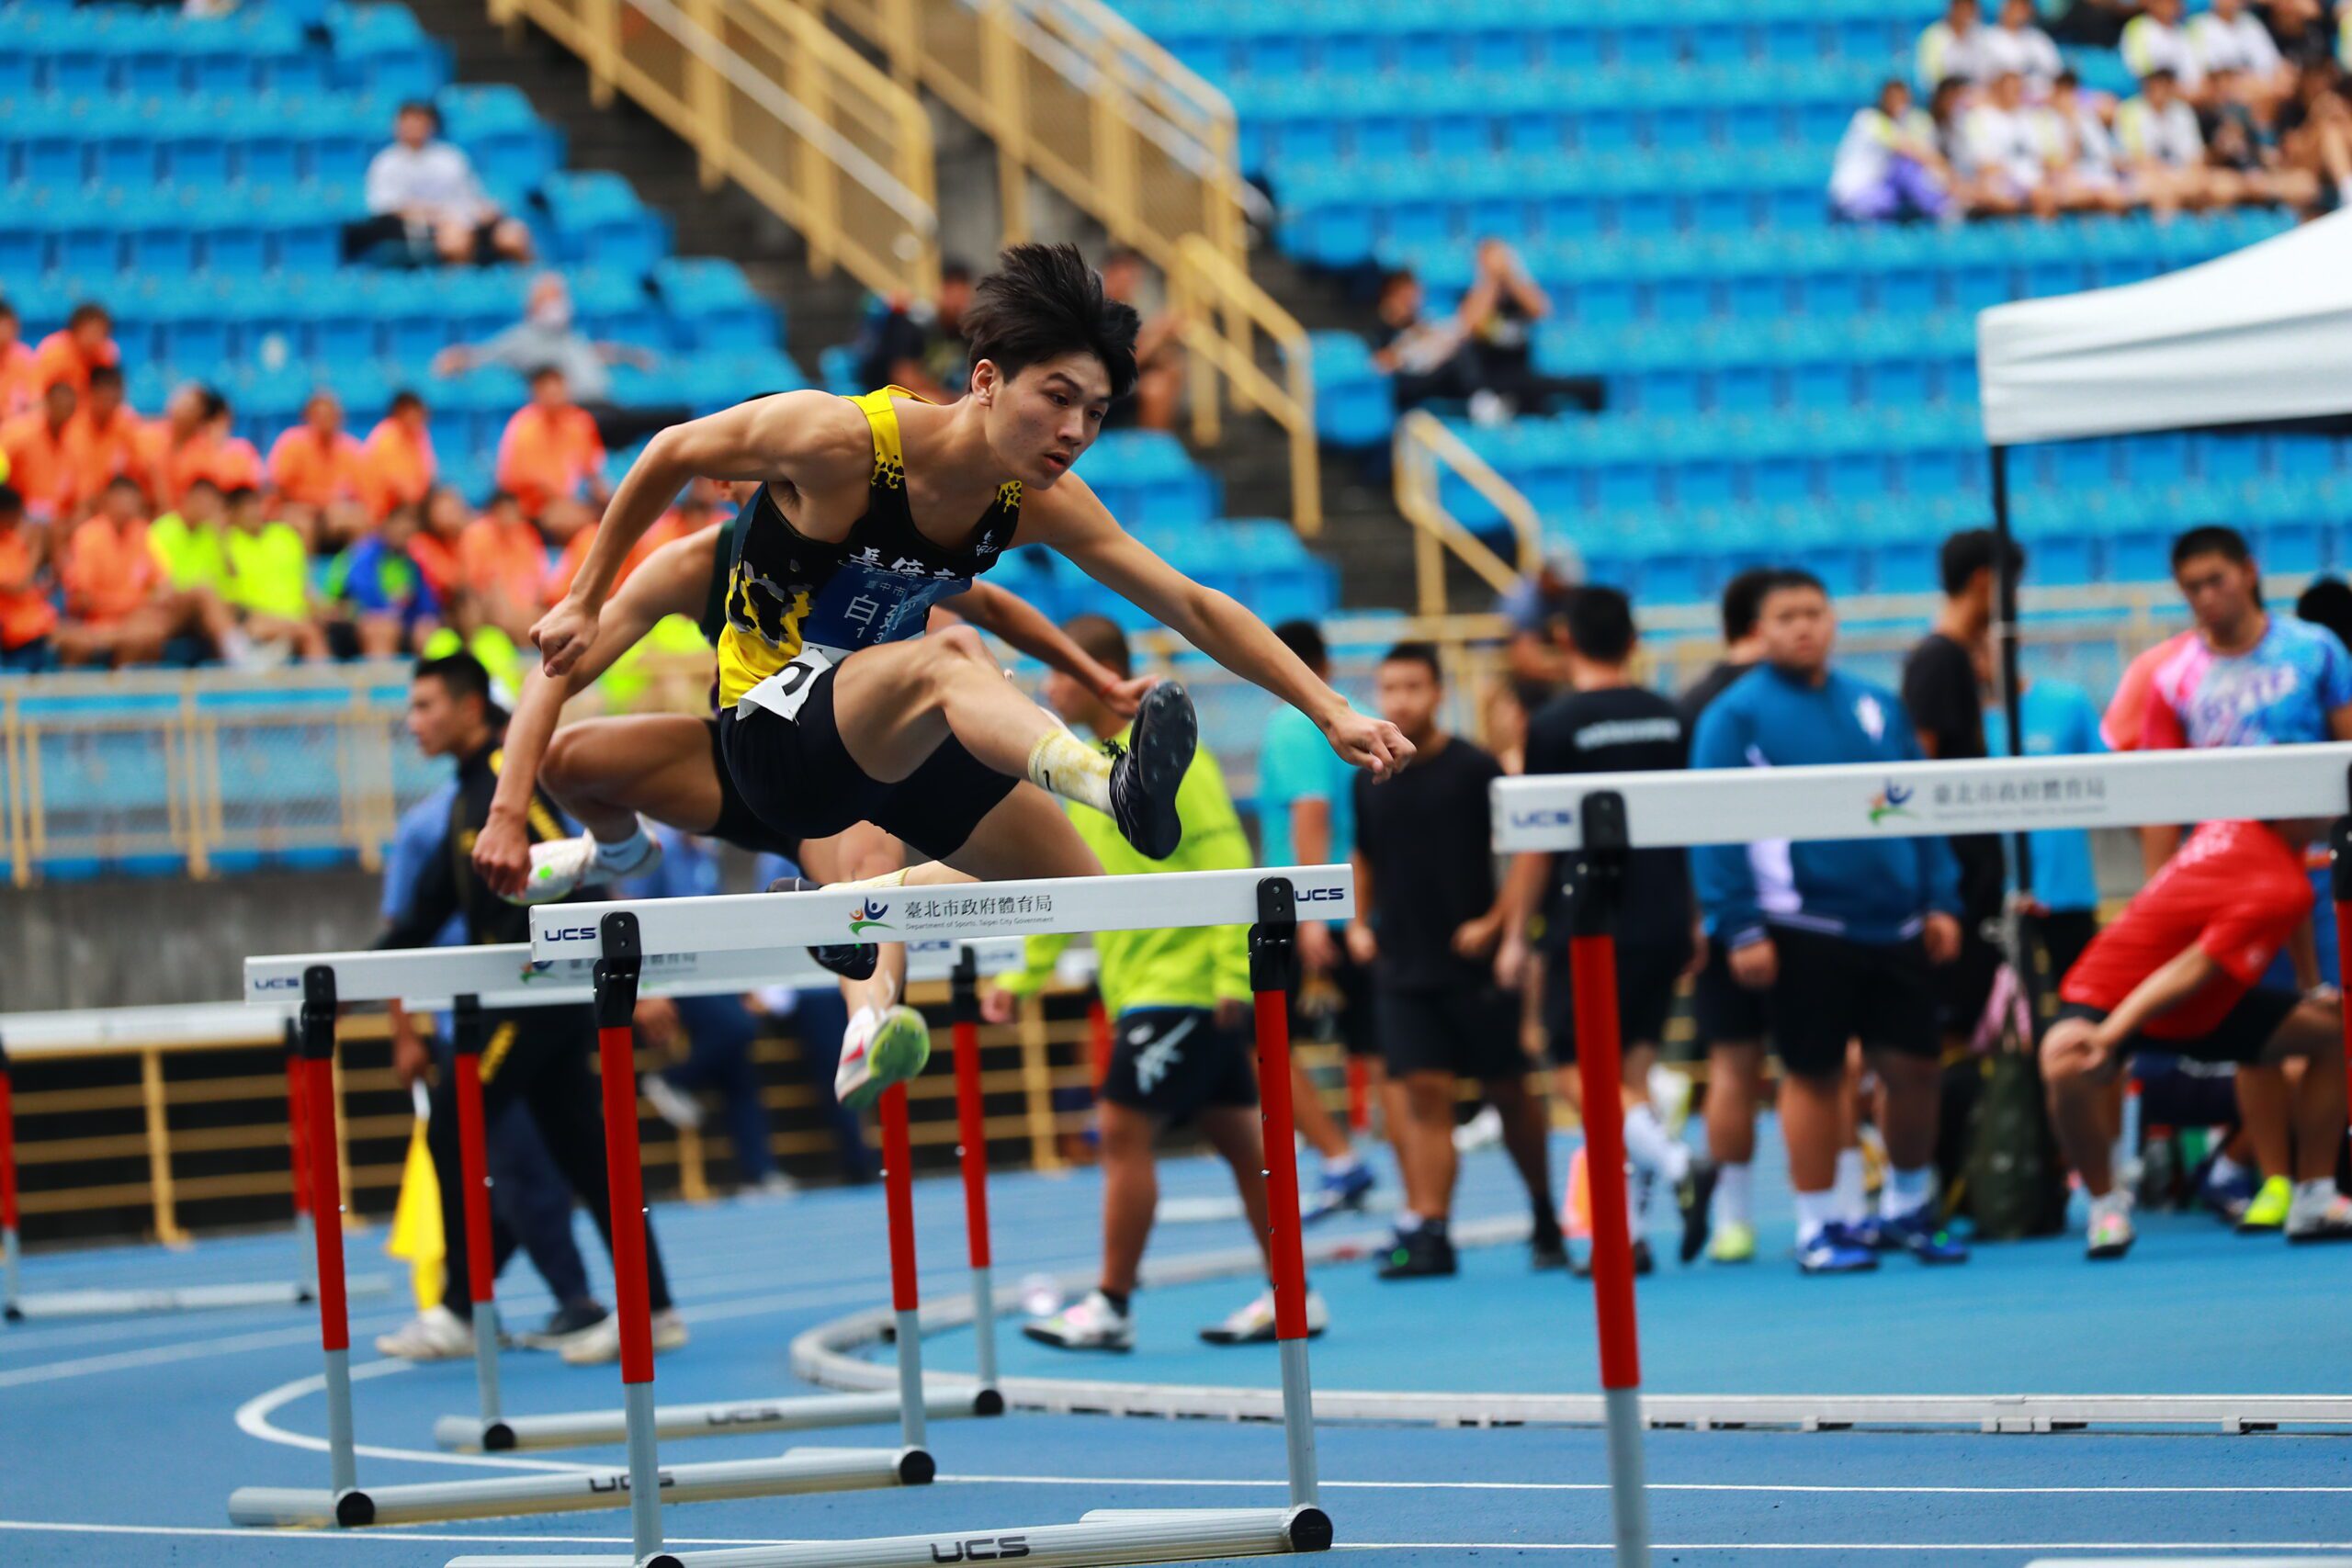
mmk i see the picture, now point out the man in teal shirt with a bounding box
[1259,620,1381,1219]
[988,615,1330,1351]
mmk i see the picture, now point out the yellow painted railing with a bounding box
[491,0,941,297]
[1170,234,1321,536]
[1392,410,1545,618]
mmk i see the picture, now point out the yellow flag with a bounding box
[384,1095,445,1312]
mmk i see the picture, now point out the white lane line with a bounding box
[234,1361,596,1475]
[941,1474,2352,1496]
[0,1321,403,1391]
[0,1520,807,1545]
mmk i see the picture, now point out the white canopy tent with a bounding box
[1969,208,2352,895]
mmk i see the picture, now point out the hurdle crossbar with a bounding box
[476,868,1351,1568]
[1492,746,2352,1568]
[227,937,1023,1529]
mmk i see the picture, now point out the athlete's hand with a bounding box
[1495,931,1532,990]
[1324,710,1414,780]
[1345,919,1378,967]
[1728,936,1777,991]
[391,1030,434,1091]
[531,596,601,678]
[473,812,533,899]
[1453,910,1504,960]
[979,985,1018,1025]
[1098,672,1160,719]
[1297,918,1338,976]
[1923,911,1962,965]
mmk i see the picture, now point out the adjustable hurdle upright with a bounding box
[434,940,1018,1454]
[444,864,1349,1568]
[226,941,937,1530]
[1496,740,2352,1566]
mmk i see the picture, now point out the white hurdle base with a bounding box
[228,1445,929,1528]
[435,1385,1001,1453]
[7,1274,390,1319]
[445,1503,1332,1568]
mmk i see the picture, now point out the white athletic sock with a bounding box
[1881,1164,1935,1220]
[593,821,650,872]
[1713,1162,1753,1228]
[1792,1189,1837,1247]
[1323,1152,1363,1178]
[1833,1147,1867,1224]
[2089,1187,2132,1220]
[846,1005,876,1048]
[2209,1153,2248,1188]
[1622,1103,1690,1184]
[1025,727,1113,813]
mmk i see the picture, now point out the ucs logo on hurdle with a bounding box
[928,1536,1031,1562]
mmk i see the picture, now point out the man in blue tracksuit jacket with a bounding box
[1690,569,1969,1275]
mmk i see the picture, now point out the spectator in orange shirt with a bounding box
[61,365,150,511]
[363,389,437,521]
[0,300,40,422]
[269,391,369,510]
[411,484,469,600]
[0,484,58,671]
[53,476,235,667]
[31,302,119,402]
[494,367,605,520]
[1,381,80,523]
[146,383,265,510]
[458,489,548,640]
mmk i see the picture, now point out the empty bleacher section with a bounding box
[1121,0,2352,591]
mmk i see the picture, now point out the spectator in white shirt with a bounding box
[1919,0,1996,87]
[2042,69,2138,211]
[351,101,534,268]
[2191,0,2297,114]
[2122,0,2210,101]
[1962,70,2061,214]
[1980,0,2066,95]
[2117,67,2239,212]
[1830,78,1960,221]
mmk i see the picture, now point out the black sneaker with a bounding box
[1676,1157,1719,1265]
[767,875,879,981]
[513,1300,610,1351]
[1571,1239,1657,1279]
[1107,682,1197,860]
[1375,1225,1458,1280]
[1530,1223,1569,1272]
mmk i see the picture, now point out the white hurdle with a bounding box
[1494,742,2352,1568]
[223,934,1018,1530]
[438,865,1352,1568]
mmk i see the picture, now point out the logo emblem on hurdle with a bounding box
[850,898,894,936]
[1868,782,1917,825]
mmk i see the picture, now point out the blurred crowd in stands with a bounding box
[1831,0,2352,221]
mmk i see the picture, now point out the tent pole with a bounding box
[1989,443,2034,901]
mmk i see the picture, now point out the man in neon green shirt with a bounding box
[222,486,327,660]
[149,477,232,596]
[986,614,1330,1352]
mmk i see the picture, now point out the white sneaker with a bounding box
[1022,1288,1135,1352]
[640,1072,703,1132]
[375,1305,474,1359]
[1453,1104,1503,1153]
[560,1306,690,1365]
[2285,1188,2352,1244]
[1198,1287,1329,1345]
[516,829,663,906]
[748,1171,800,1200]
[835,1005,932,1111]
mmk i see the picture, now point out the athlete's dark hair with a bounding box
[67,301,108,331]
[1059,612,1131,679]
[414,650,502,723]
[1381,639,1443,680]
[1755,566,1828,606]
[1273,618,1328,673]
[1566,584,1637,665]
[86,363,123,392]
[390,389,424,415]
[963,243,1139,400]
[2171,524,2252,571]
[2296,577,2352,653]
[1719,567,1774,643]
[1938,527,2026,597]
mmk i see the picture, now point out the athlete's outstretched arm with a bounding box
[535,392,868,675]
[1025,479,1413,778]
[953,579,1157,716]
[477,526,719,896]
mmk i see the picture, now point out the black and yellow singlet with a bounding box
[714,387,1022,715]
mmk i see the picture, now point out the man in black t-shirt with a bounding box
[1499,587,1713,1271]
[1674,566,1774,1263]
[1902,531,2019,1058]
[1350,643,1563,1279]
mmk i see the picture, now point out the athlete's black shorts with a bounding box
[1544,939,1689,1066]
[1692,937,1768,1049]
[1287,938,1378,1059]
[1376,982,1525,1081]
[1101,1006,1259,1125]
[2055,987,2303,1069]
[1760,925,1939,1078]
[702,716,803,858]
[717,661,1017,863]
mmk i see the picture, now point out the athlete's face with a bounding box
[979,354,1113,488]
[1758,585,1835,677]
[1374,657,1442,745]
[406,675,477,758]
[2175,549,2260,638]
